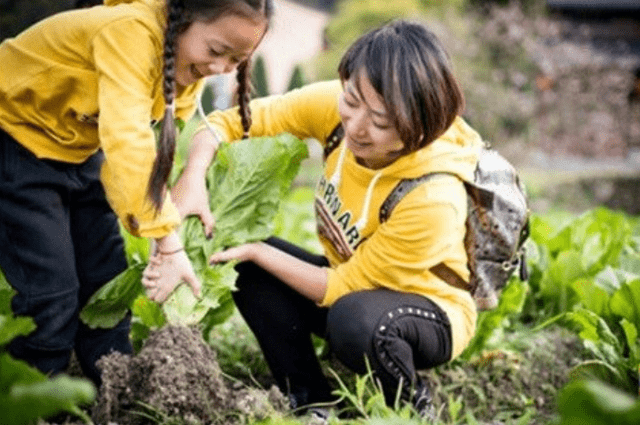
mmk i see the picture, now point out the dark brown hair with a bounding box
[148,0,273,211]
[338,20,465,153]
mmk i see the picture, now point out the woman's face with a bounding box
[338,72,404,169]
[175,13,268,86]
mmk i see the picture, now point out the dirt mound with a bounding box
[92,325,288,424]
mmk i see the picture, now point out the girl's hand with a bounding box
[142,250,201,303]
[171,171,215,239]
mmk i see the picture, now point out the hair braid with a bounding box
[236,59,253,139]
[147,0,185,211]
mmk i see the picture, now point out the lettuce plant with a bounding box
[80,134,308,344]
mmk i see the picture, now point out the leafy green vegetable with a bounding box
[536,308,638,393]
[79,264,145,329]
[556,379,640,425]
[180,132,308,257]
[461,277,528,358]
[81,133,308,333]
[1,276,95,424]
[0,354,95,424]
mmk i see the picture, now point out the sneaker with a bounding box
[413,382,437,422]
[306,407,331,425]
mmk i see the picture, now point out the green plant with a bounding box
[524,208,640,394]
[286,64,306,92]
[251,55,270,97]
[0,270,96,424]
[554,379,640,425]
[80,133,309,347]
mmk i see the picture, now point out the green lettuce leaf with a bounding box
[79,264,145,329]
[166,134,308,326]
[557,379,640,425]
[81,133,308,330]
[0,354,95,425]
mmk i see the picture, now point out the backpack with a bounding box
[325,124,530,311]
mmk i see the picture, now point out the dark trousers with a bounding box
[0,129,132,386]
[232,237,452,408]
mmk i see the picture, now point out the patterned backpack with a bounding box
[325,124,530,310]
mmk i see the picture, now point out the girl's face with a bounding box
[338,72,405,169]
[175,13,267,86]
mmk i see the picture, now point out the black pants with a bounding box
[232,237,452,408]
[0,128,132,386]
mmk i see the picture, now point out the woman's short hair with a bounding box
[338,20,465,153]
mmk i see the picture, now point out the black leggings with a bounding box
[232,237,452,408]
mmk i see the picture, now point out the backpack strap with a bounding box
[379,173,452,223]
[324,123,344,160]
[379,173,472,292]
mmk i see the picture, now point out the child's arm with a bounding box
[170,128,221,238]
[172,80,343,235]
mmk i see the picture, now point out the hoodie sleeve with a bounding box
[321,174,471,306]
[93,17,180,237]
[199,80,343,143]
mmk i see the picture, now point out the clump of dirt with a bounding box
[92,325,288,424]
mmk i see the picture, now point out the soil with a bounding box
[424,328,585,425]
[90,325,288,425]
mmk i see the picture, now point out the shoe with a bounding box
[413,381,437,422]
[307,407,330,424]
[299,406,333,425]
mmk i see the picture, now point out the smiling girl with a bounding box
[0,0,271,387]
[156,19,484,419]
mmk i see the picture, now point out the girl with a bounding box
[0,0,271,386]
[161,20,482,417]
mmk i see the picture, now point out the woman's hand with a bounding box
[209,243,256,265]
[171,170,215,239]
[209,242,328,303]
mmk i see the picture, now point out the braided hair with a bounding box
[235,60,253,139]
[147,0,273,211]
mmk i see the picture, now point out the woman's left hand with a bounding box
[209,243,256,265]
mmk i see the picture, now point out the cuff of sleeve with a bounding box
[121,196,181,238]
[318,267,340,307]
[195,123,228,144]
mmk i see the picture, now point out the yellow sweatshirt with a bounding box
[0,0,203,237]
[203,80,483,359]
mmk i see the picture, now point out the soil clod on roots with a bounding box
[92,325,287,424]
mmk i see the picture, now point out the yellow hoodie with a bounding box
[203,79,484,359]
[0,0,203,237]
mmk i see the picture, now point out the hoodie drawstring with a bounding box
[328,142,383,234]
[354,171,383,232]
[329,141,348,188]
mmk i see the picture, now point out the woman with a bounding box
[157,20,482,417]
[0,0,272,386]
